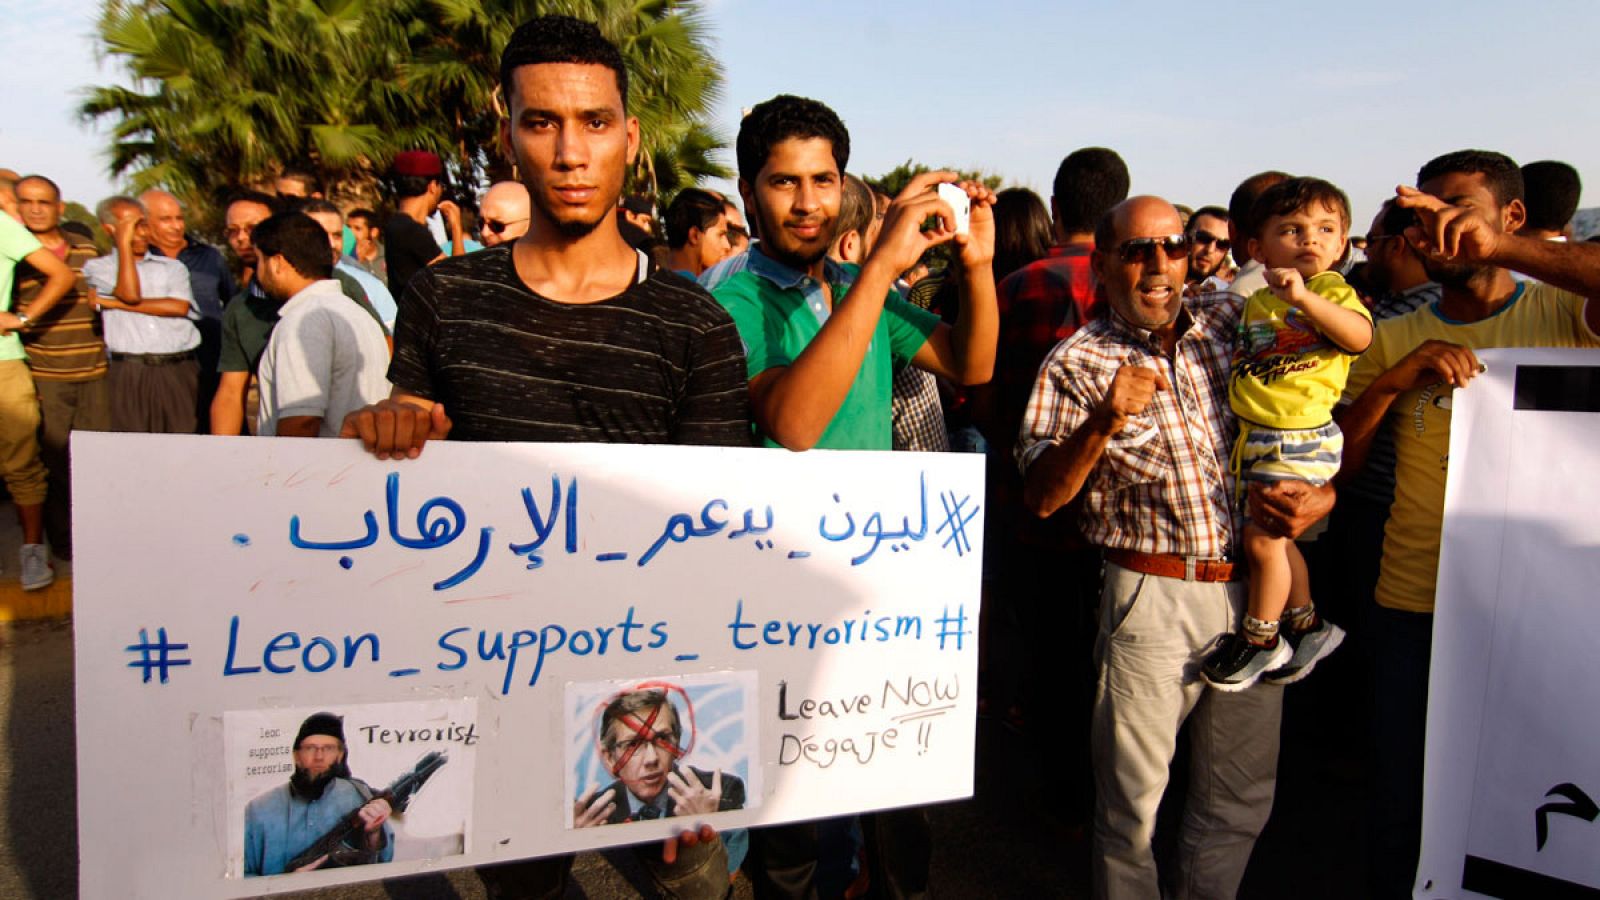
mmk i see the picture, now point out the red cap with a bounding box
[392,150,443,177]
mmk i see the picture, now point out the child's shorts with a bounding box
[1234,420,1343,487]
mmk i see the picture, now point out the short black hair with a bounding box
[288,197,342,220]
[1248,177,1351,238]
[1051,148,1130,235]
[16,174,61,201]
[664,188,725,248]
[346,208,378,229]
[252,212,334,280]
[736,95,849,185]
[226,190,281,215]
[1520,160,1581,232]
[1186,205,1229,233]
[1228,171,1289,240]
[1372,199,1417,239]
[277,167,322,195]
[500,15,628,109]
[1417,149,1523,208]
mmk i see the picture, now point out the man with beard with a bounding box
[1184,204,1232,287]
[704,93,995,900]
[574,689,745,826]
[339,16,749,900]
[243,712,393,876]
[213,192,380,435]
[707,94,997,452]
[1336,149,1600,899]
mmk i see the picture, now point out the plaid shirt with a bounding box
[892,365,949,451]
[993,244,1096,438]
[1016,291,1243,558]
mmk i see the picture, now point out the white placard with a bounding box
[1417,348,1600,898]
[73,436,983,898]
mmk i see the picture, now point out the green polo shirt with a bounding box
[710,246,939,450]
[0,216,44,362]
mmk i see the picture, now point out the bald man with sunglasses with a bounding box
[1017,196,1333,900]
[478,181,531,248]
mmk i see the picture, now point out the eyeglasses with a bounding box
[296,741,342,757]
[1190,230,1230,252]
[1115,234,1189,264]
[482,217,528,235]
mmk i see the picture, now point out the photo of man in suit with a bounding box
[573,687,745,826]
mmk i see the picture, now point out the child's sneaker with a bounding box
[20,543,54,592]
[1264,618,1346,685]
[1201,633,1292,691]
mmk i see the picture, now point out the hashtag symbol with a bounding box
[935,491,980,557]
[934,604,971,651]
[126,627,192,684]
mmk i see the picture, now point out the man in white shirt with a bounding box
[81,195,201,433]
[253,213,390,437]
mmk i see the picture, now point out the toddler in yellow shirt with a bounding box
[1202,177,1374,691]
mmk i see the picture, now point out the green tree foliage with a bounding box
[81,0,730,228]
[863,159,1004,199]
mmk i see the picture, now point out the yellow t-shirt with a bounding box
[1341,281,1599,613]
[1230,271,1372,429]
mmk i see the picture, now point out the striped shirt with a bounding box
[16,231,107,381]
[1016,291,1243,558]
[1339,281,1441,508]
[389,246,751,446]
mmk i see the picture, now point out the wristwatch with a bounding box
[13,313,28,330]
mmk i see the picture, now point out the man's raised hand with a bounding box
[666,768,722,816]
[339,398,452,460]
[1095,363,1169,435]
[953,180,998,268]
[572,786,616,829]
[867,170,965,278]
[1394,184,1504,265]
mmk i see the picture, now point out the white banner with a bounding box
[1418,348,1600,898]
[72,435,984,898]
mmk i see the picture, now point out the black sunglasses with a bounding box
[1190,230,1230,252]
[482,217,528,235]
[1116,234,1189,264]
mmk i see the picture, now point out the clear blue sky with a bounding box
[6,0,1598,233]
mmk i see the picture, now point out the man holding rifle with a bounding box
[243,712,394,876]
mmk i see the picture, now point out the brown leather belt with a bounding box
[1105,548,1240,583]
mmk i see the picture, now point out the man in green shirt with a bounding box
[703,93,999,899]
[705,95,998,451]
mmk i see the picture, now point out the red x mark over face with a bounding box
[607,703,685,777]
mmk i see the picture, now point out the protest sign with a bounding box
[1416,348,1600,898]
[72,436,983,898]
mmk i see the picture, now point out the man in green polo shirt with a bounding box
[705,94,998,451]
[702,93,998,899]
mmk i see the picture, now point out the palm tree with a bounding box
[83,0,731,227]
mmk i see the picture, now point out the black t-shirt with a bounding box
[383,213,443,298]
[388,247,752,446]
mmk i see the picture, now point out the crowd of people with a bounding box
[3,11,1598,900]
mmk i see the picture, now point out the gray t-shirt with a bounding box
[258,279,391,437]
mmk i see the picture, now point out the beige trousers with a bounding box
[1091,562,1282,900]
